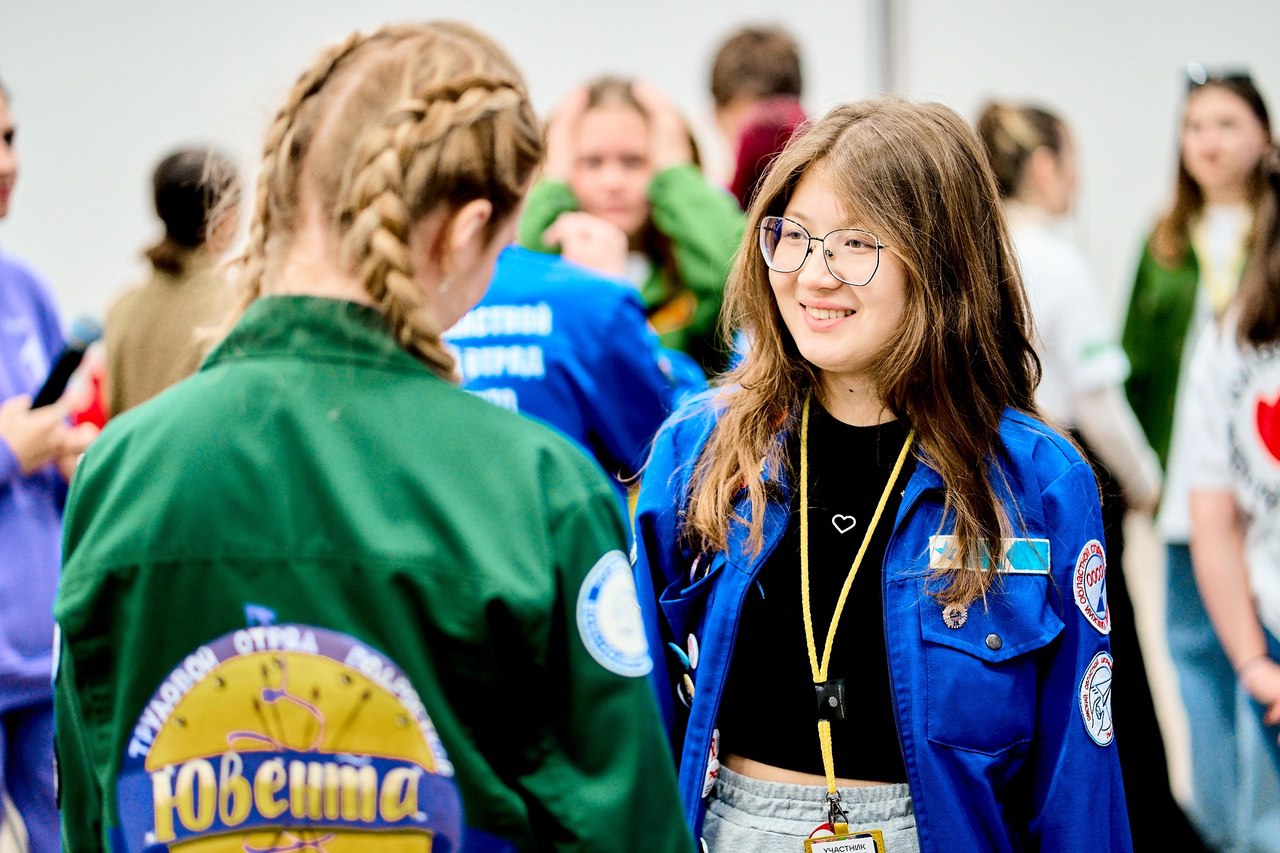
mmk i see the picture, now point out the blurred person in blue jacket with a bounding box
[448,245,701,503]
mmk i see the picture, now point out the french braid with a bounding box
[225,23,540,379]
[227,30,371,318]
[339,79,533,378]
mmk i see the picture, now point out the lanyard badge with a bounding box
[804,829,886,853]
[799,394,913,851]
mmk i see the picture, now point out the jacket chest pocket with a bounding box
[916,577,1063,755]
[658,552,727,640]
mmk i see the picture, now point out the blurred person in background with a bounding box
[707,23,806,195]
[0,73,96,853]
[104,147,240,417]
[1122,66,1277,849]
[519,76,743,376]
[1189,141,1280,845]
[978,100,1205,847]
[726,96,808,213]
[447,245,703,510]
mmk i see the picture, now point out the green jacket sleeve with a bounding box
[1120,239,1199,468]
[646,164,745,372]
[514,456,693,851]
[518,180,579,255]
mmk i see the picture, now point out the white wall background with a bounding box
[2,0,1278,330]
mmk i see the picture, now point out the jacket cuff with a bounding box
[518,180,579,254]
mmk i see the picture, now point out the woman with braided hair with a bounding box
[53,21,690,852]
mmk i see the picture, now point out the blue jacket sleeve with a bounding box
[581,291,704,480]
[1029,459,1132,850]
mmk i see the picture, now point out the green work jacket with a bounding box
[55,296,691,852]
[1120,240,1200,468]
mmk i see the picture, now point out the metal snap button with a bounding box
[985,633,1003,651]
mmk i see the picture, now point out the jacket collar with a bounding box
[204,296,425,373]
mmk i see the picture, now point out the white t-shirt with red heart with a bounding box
[1186,315,1280,637]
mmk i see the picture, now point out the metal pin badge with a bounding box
[667,642,692,670]
[942,603,968,629]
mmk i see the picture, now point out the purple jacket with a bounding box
[0,248,65,711]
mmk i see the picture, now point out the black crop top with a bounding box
[717,398,915,783]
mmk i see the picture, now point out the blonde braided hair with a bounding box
[229,29,371,312]
[339,78,532,377]
[226,22,541,378]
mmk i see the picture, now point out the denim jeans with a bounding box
[1240,629,1280,851]
[0,700,57,853]
[1166,542,1280,850]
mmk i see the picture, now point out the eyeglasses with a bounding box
[757,215,887,286]
[1186,62,1254,92]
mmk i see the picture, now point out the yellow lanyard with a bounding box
[799,393,914,831]
[1191,216,1249,317]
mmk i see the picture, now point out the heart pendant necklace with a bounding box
[831,514,857,534]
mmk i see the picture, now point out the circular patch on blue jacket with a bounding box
[1073,539,1110,635]
[576,550,652,677]
[1078,650,1114,746]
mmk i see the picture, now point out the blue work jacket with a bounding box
[448,246,703,495]
[632,398,1132,850]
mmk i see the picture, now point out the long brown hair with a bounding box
[227,22,541,379]
[1238,145,1280,346]
[1151,77,1272,266]
[685,98,1041,606]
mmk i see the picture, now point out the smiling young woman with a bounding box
[632,97,1131,852]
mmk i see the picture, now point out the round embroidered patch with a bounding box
[576,550,652,678]
[1078,650,1115,746]
[1073,539,1110,635]
[115,625,462,852]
